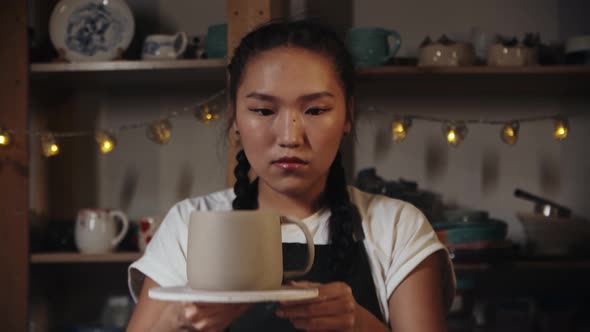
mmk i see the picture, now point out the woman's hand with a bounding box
[150,301,250,332]
[276,281,359,331]
[183,302,251,331]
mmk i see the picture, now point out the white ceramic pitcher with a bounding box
[75,209,129,254]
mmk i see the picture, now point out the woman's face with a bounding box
[233,47,351,197]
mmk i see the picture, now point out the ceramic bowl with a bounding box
[49,0,135,62]
[517,212,590,256]
[487,43,538,66]
[418,42,475,66]
[434,220,507,245]
[442,209,489,223]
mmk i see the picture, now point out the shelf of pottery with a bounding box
[23,0,590,331]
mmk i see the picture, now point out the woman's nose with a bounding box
[276,111,304,148]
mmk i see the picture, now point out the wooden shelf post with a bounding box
[226,0,287,186]
[0,0,29,330]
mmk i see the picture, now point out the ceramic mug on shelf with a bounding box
[187,210,315,291]
[141,32,188,60]
[346,27,402,66]
[75,209,129,254]
[206,23,228,59]
[137,215,162,252]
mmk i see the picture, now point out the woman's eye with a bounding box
[305,108,329,116]
[250,108,274,116]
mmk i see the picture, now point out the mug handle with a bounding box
[109,210,129,249]
[281,217,315,280]
[173,32,188,58]
[383,29,402,63]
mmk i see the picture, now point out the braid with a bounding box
[326,151,362,279]
[232,150,258,210]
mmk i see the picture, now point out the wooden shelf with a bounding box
[357,65,590,76]
[31,252,142,264]
[28,61,590,96]
[356,65,590,97]
[30,59,226,73]
[29,59,227,90]
[454,258,590,272]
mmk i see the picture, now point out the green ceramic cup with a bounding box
[207,23,227,59]
[346,27,401,66]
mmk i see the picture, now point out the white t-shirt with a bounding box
[128,186,455,323]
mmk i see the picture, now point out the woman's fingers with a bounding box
[184,303,244,322]
[184,303,250,331]
[290,315,356,331]
[277,297,355,319]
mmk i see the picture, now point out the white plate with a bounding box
[49,0,135,62]
[149,286,319,303]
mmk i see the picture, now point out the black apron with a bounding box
[228,241,385,331]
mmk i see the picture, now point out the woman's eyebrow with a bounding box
[245,91,334,103]
[245,92,279,102]
[297,92,334,102]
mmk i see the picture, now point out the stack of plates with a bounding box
[433,209,513,261]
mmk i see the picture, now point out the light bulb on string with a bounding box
[443,122,468,147]
[391,117,412,143]
[553,117,569,141]
[195,103,220,125]
[0,129,12,147]
[501,121,519,145]
[147,119,172,145]
[41,134,59,157]
[95,130,117,154]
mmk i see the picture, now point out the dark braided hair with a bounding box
[228,20,361,278]
[232,149,258,210]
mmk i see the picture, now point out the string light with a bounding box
[147,119,172,145]
[95,130,117,154]
[195,104,220,125]
[41,134,59,157]
[0,129,12,147]
[0,90,583,157]
[391,118,412,143]
[443,122,468,147]
[553,117,569,141]
[501,122,519,145]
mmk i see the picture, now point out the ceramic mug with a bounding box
[142,32,188,60]
[75,209,129,254]
[187,210,315,291]
[137,216,162,252]
[206,23,227,59]
[346,27,402,66]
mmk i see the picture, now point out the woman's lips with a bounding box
[272,157,308,170]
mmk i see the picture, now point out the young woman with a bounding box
[127,20,455,332]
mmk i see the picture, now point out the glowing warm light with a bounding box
[196,104,220,126]
[0,130,11,147]
[501,122,519,145]
[447,130,456,142]
[443,122,467,147]
[553,117,568,141]
[41,134,60,157]
[95,130,117,154]
[391,118,412,143]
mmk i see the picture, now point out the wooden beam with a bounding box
[226,0,286,186]
[0,0,29,331]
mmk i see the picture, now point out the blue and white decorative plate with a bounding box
[49,0,135,62]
